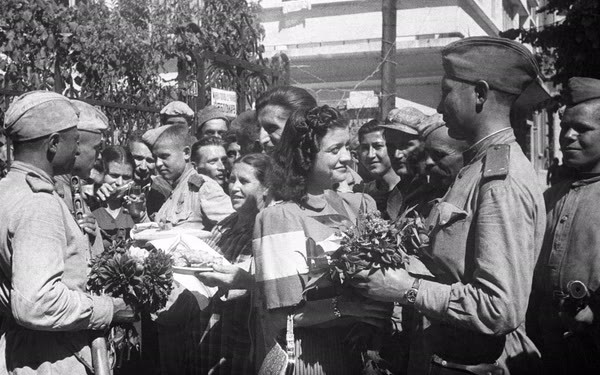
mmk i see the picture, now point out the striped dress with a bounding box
[254,190,376,375]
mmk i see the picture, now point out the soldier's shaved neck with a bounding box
[469,81,515,144]
[13,127,78,177]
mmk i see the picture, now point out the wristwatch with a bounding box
[404,278,421,305]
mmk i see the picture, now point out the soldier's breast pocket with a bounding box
[427,201,470,235]
[425,201,472,277]
[173,197,192,223]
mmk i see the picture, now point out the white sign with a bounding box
[210,88,237,116]
[347,91,379,109]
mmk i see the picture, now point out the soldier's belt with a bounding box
[430,355,504,375]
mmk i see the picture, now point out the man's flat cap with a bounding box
[565,77,600,106]
[160,101,194,119]
[71,100,108,134]
[4,91,79,141]
[380,107,424,135]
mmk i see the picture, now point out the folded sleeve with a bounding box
[415,181,540,335]
[11,195,114,331]
[253,204,309,310]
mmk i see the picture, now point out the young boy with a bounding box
[139,124,233,230]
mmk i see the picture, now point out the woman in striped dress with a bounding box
[253,106,393,375]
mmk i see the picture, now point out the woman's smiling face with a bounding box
[228,162,267,212]
[309,127,352,188]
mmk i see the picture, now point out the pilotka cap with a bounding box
[142,125,173,147]
[4,91,79,141]
[442,36,550,109]
[564,77,600,106]
[71,100,109,134]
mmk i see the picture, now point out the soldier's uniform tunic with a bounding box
[0,162,114,375]
[54,174,105,256]
[410,128,545,374]
[153,165,234,230]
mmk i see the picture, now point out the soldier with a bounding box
[0,91,132,374]
[55,100,108,256]
[133,124,234,230]
[195,105,229,140]
[350,36,548,374]
[419,118,468,191]
[530,77,600,374]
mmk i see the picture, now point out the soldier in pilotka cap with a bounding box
[55,100,109,256]
[529,77,600,374]
[0,91,133,375]
[350,36,549,374]
[129,124,234,229]
[134,123,234,374]
[194,105,230,140]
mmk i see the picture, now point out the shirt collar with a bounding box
[571,172,600,187]
[302,190,340,211]
[10,161,55,186]
[172,164,194,188]
[463,127,515,165]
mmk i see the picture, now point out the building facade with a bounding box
[260,0,551,174]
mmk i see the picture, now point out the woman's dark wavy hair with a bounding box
[255,85,317,118]
[268,105,348,202]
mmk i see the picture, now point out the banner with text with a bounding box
[210,88,237,116]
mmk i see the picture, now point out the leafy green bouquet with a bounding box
[88,238,174,367]
[328,209,430,285]
[307,208,430,375]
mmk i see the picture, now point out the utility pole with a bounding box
[380,0,396,121]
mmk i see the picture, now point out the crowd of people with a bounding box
[0,35,600,375]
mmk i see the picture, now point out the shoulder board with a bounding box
[188,173,205,189]
[26,173,55,194]
[483,144,510,180]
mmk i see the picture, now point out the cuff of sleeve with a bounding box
[88,295,114,330]
[414,279,451,321]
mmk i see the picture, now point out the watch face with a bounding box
[406,289,418,303]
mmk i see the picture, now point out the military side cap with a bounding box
[565,77,600,106]
[380,107,424,135]
[4,91,79,141]
[419,113,446,140]
[142,125,172,147]
[160,101,194,119]
[71,100,109,134]
[197,105,230,126]
[442,36,540,95]
[442,36,550,109]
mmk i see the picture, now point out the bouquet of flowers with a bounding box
[87,236,174,366]
[328,208,430,285]
[307,207,431,375]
